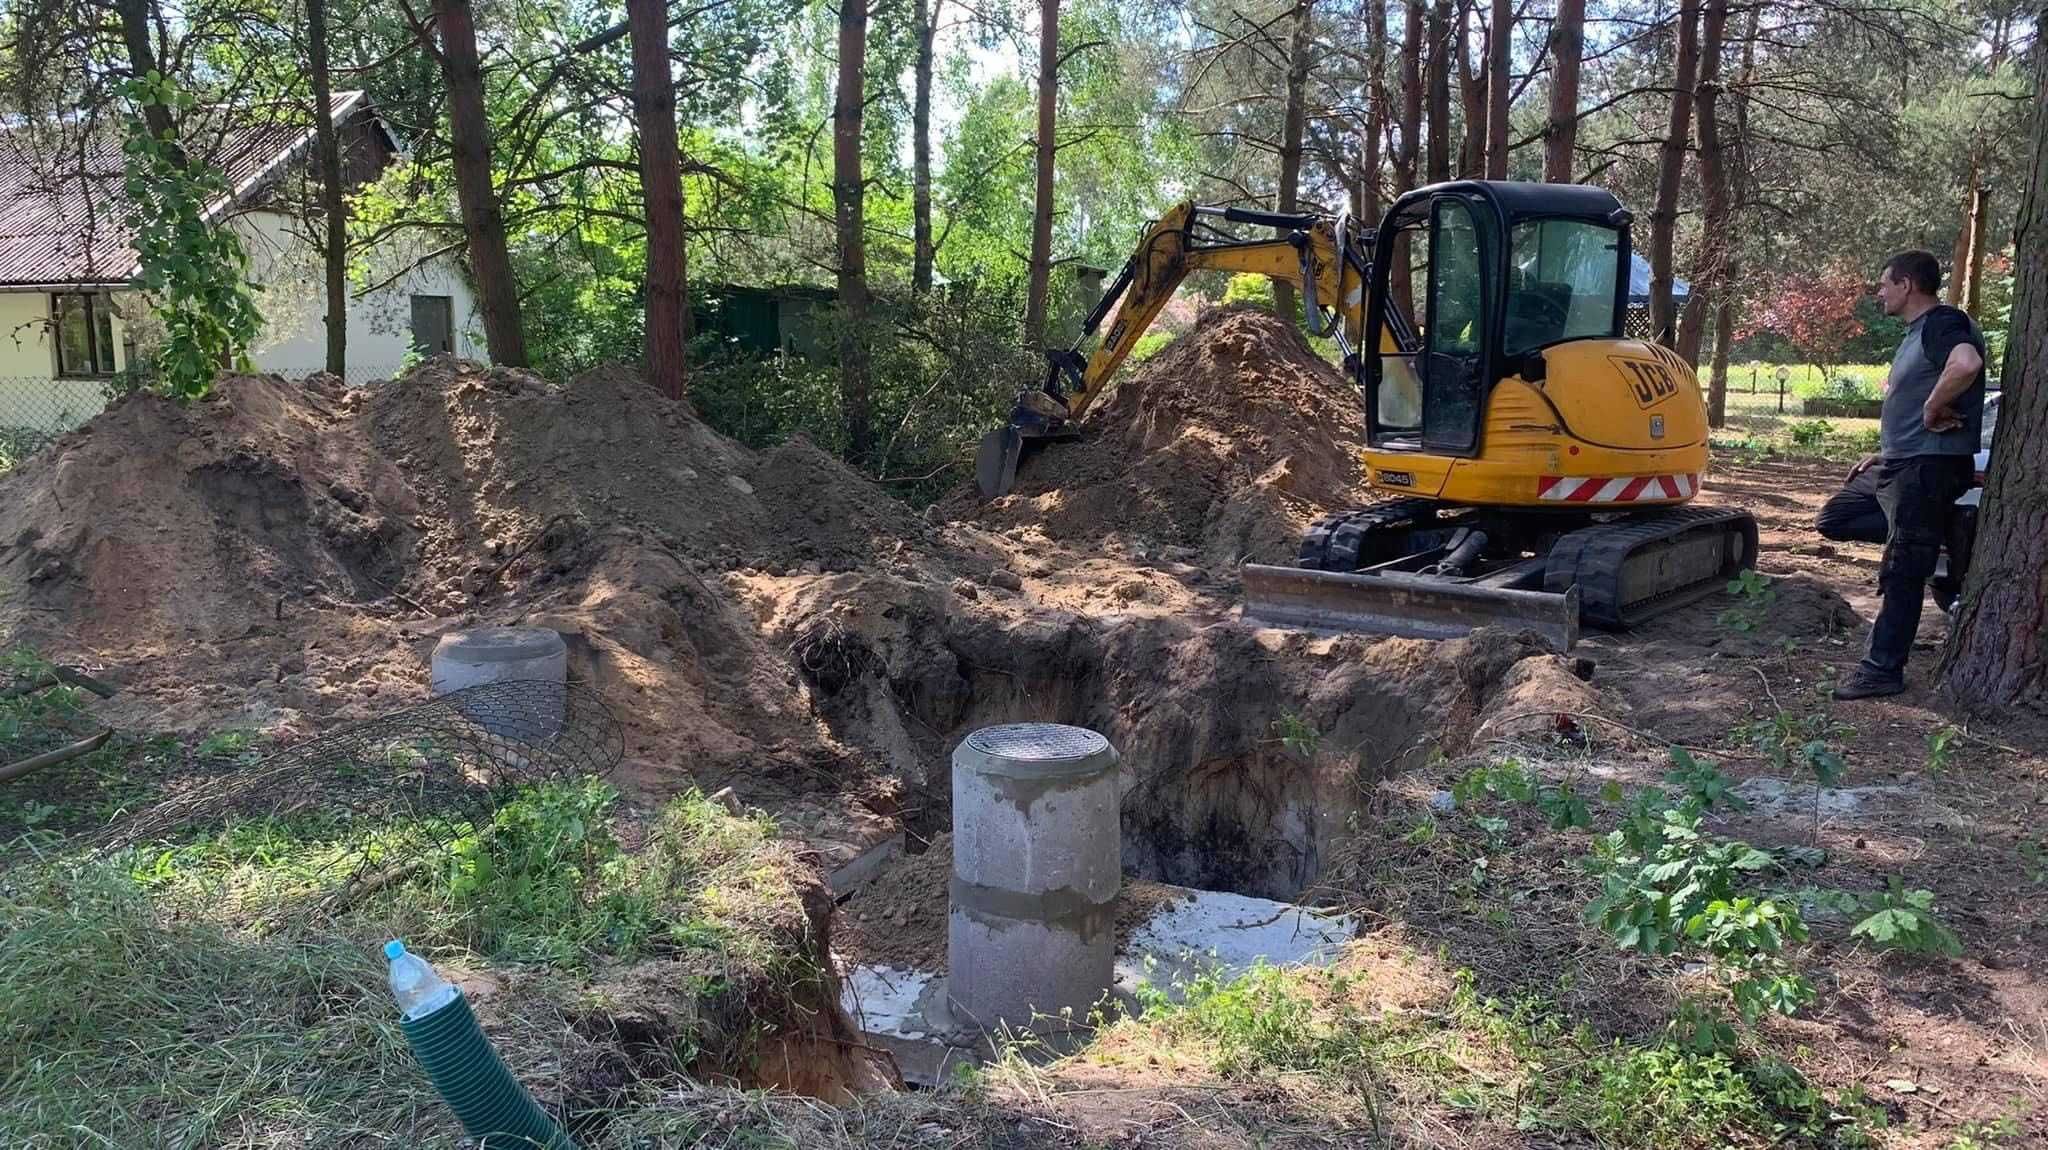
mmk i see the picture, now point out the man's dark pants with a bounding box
[1816,467,1889,544]
[1860,455,1975,682]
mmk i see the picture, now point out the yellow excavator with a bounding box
[975,181,1758,650]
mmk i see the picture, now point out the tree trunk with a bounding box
[1426,0,1451,183]
[308,0,346,377]
[1456,0,1485,178]
[114,0,181,162]
[1676,0,1727,371]
[1708,2,1757,430]
[629,0,686,400]
[1939,42,2048,712]
[1398,0,1423,195]
[1964,181,1992,315]
[1949,158,1978,307]
[1484,0,1509,178]
[834,0,872,458]
[1393,0,1424,306]
[1648,0,1700,346]
[1023,0,1058,347]
[1274,0,1314,322]
[1707,288,1734,426]
[1543,0,1583,181]
[911,0,940,295]
[434,0,527,366]
[1362,0,1387,226]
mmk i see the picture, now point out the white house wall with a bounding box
[233,208,483,378]
[0,290,131,433]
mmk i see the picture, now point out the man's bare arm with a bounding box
[1922,343,1984,431]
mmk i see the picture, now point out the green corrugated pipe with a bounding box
[388,941,576,1150]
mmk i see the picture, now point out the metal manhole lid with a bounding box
[964,722,1109,763]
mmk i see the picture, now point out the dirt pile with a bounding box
[953,305,1374,568]
[1,355,1558,900]
[0,363,937,862]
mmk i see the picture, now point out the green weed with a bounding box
[1948,1114,2024,1149]
[1846,878,1964,957]
[194,727,261,761]
[1718,570,1777,632]
[1925,724,1962,774]
[1789,418,1834,447]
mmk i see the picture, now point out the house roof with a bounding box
[0,90,375,288]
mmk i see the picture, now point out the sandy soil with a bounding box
[4,312,2042,1145]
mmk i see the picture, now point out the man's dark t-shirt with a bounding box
[1880,304,1985,459]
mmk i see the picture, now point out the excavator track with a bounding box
[1297,499,1438,570]
[1543,506,1759,629]
[1256,502,1759,648]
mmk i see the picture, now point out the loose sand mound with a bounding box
[953,305,1374,567]
[3,355,1563,895]
[0,363,937,859]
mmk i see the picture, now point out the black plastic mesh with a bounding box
[95,680,624,874]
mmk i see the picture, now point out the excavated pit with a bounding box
[0,310,1563,934]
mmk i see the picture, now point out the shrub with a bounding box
[1789,419,1833,448]
[1220,273,1275,310]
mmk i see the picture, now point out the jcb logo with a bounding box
[1613,357,1679,409]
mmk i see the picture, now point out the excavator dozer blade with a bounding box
[1240,564,1580,652]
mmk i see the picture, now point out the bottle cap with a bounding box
[384,939,405,960]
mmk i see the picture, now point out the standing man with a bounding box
[1834,251,1987,700]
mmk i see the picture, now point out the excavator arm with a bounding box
[977,201,1375,499]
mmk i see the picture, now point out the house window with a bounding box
[51,293,117,377]
[410,295,454,357]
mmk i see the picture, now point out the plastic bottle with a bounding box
[385,939,461,1020]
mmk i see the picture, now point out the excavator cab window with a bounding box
[1503,218,1624,355]
[1373,223,1428,436]
[1420,197,1488,455]
[1365,192,1493,455]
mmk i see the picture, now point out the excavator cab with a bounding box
[1361,181,1633,462]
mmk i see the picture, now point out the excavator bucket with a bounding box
[1240,564,1580,652]
[975,387,1080,500]
[975,426,1024,500]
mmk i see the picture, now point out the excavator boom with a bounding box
[975,203,1372,500]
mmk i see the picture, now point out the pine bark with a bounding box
[911,0,940,294]
[1939,42,2048,712]
[834,0,872,457]
[1362,0,1387,225]
[1676,0,1727,375]
[434,0,527,366]
[1647,0,1700,346]
[1964,182,1992,315]
[1484,0,1509,178]
[1023,0,1058,347]
[1398,0,1423,195]
[1393,0,1424,307]
[308,0,347,376]
[1949,159,1977,307]
[1543,0,1583,181]
[1425,0,1451,184]
[1274,0,1315,321]
[629,0,687,399]
[1456,0,1485,178]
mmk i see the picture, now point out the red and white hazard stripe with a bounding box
[1537,473,1697,503]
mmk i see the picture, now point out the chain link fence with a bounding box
[0,365,407,473]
